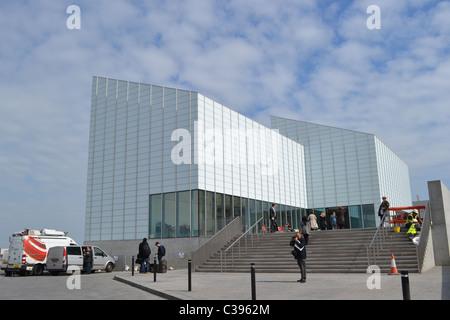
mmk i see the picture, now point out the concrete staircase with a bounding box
[196,227,419,273]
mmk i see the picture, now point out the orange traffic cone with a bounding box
[388,254,399,275]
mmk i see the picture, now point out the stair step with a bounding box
[196,228,419,273]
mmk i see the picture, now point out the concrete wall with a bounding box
[85,217,243,272]
[428,180,450,266]
[416,201,435,272]
[85,237,210,271]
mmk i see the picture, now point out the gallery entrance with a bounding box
[325,206,350,229]
[310,204,376,230]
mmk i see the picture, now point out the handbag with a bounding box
[291,250,299,259]
[135,253,142,265]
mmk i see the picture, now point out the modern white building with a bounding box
[86,77,307,243]
[271,117,412,228]
[85,76,412,261]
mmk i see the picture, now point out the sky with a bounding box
[1,0,449,248]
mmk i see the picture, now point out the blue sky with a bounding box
[1,0,449,247]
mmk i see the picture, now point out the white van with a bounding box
[1,249,8,273]
[46,245,115,275]
[5,229,77,276]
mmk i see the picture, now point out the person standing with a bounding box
[82,248,86,271]
[270,204,278,233]
[84,246,93,274]
[319,212,327,230]
[155,242,167,273]
[308,211,318,231]
[378,197,390,226]
[138,238,151,273]
[301,216,311,245]
[330,211,337,230]
[290,232,307,283]
[155,242,166,261]
[336,207,346,229]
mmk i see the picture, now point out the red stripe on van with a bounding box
[29,237,46,250]
[23,238,47,262]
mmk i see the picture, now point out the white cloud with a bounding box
[0,0,449,246]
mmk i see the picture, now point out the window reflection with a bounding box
[147,189,345,239]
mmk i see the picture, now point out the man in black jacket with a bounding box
[270,203,277,233]
[84,246,93,274]
[138,238,151,273]
[155,242,165,261]
[155,242,167,273]
[378,196,390,226]
[290,232,307,283]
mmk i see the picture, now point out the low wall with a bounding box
[428,180,450,266]
[85,237,211,271]
[417,202,435,272]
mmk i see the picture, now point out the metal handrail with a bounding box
[225,217,265,252]
[367,215,389,266]
[369,215,385,249]
[220,217,264,272]
[191,216,242,270]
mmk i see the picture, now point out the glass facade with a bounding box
[271,116,412,227]
[86,76,412,242]
[150,190,307,238]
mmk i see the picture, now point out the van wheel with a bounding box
[105,262,113,273]
[32,264,44,276]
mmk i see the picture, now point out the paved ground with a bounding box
[114,266,450,300]
[0,271,165,300]
[1,266,448,301]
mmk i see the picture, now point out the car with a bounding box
[47,245,115,275]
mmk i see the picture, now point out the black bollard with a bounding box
[188,260,192,291]
[132,256,134,276]
[401,271,411,300]
[154,257,157,282]
[251,263,256,300]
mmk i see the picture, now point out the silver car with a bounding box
[47,245,115,275]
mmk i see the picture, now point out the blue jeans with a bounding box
[140,257,149,273]
[86,262,92,274]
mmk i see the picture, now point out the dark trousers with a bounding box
[86,262,92,274]
[297,259,306,280]
[303,234,309,245]
[271,219,278,232]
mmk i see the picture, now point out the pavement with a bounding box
[113,266,450,300]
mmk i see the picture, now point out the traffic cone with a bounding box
[388,254,399,275]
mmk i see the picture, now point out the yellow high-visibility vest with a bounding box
[407,223,417,235]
